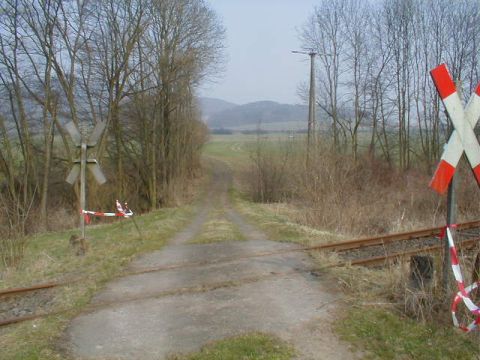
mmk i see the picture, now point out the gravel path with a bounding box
[64,160,358,359]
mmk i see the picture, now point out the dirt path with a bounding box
[64,161,358,359]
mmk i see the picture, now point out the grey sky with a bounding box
[199,0,318,105]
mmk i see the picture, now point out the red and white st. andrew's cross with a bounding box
[429,64,480,194]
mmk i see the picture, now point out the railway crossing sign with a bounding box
[65,121,107,240]
[431,64,480,332]
[65,121,107,185]
[429,64,480,194]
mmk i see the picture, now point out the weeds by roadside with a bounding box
[336,308,479,359]
[231,188,342,246]
[243,137,480,237]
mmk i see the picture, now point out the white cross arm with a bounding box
[66,164,80,185]
[88,121,106,147]
[65,122,81,147]
[88,162,107,185]
[429,64,480,194]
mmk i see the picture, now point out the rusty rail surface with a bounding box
[1,241,480,327]
[2,235,479,328]
[311,219,480,252]
[351,237,480,266]
[0,282,60,297]
[1,220,479,312]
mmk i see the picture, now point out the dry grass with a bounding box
[243,138,480,237]
[232,189,342,246]
[190,209,246,244]
[234,197,480,356]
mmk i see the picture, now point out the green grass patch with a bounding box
[230,189,340,246]
[190,210,245,244]
[337,308,479,360]
[203,134,295,166]
[203,135,253,163]
[0,205,195,359]
[170,332,294,360]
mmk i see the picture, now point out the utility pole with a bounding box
[292,50,317,163]
[308,51,316,150]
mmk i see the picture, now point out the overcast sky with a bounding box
[198,0,318,105]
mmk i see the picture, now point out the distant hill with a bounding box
[197,97,237,122]
[201,99,308,130]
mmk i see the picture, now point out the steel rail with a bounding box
[0,282,60,297]
[1,237,479,327]
[351,237,479,266]
[2,220,479,299]
[313,220,480,252]
[0,266,339,327]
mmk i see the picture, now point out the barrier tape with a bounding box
[437,224,457,239]
[445,227,480,332]
[82,200,133,224]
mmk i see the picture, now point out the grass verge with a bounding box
[336,308,479,360]
[190,209,245,244]
[169,332,294,360]
[231,188,341,246]
[0,205,195,359]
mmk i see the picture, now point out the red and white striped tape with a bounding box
[445,227,480,332]
[81,200,133,223]
[81,210,131,217]
[429,64,480,194]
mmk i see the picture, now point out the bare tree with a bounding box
[301,0,346,151]
[301,0,480,170]
[340,0,371,160]
[0,0,225,253]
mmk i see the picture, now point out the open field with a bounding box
[203,133,298,161]
[217,120,306,132]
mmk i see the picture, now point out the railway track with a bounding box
[1,220,480,327]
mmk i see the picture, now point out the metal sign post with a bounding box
[291,49,318,168]
[65,121,107,239]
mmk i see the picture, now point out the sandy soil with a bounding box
[64,161,359,359]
